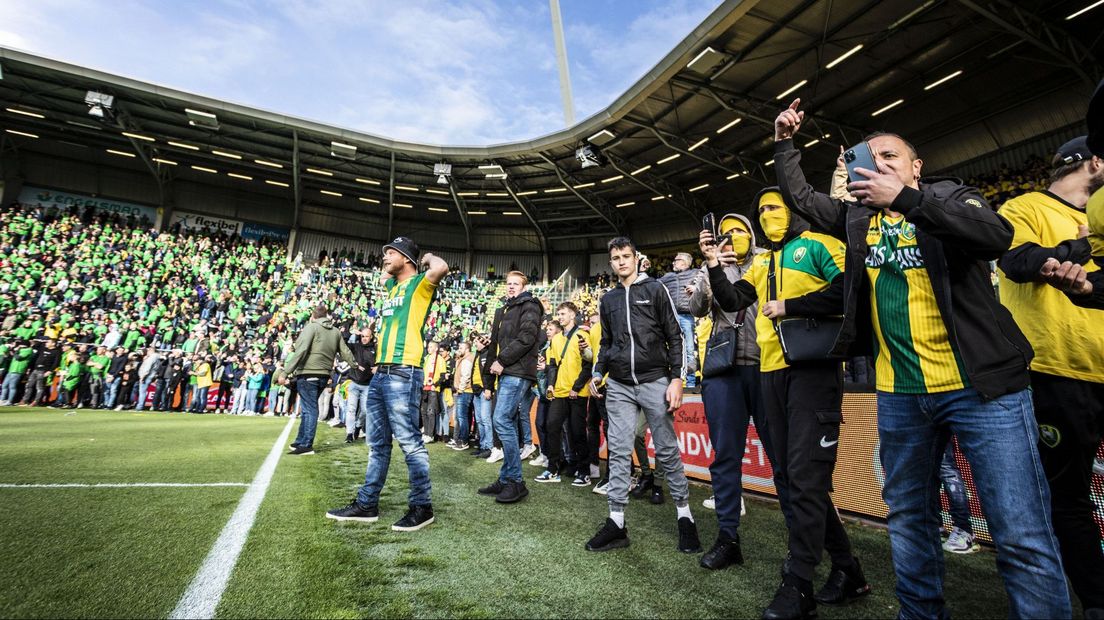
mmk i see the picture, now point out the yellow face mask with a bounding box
[729,234,751,257]
[759,207,790,243]
[719,217,752,257]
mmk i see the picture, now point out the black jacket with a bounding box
[485,291,544,386]
[775,138,1033,400]
[594,273,684,385]
[349,340,376,385]
[31,346,61,372]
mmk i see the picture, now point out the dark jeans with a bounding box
[761,362,854,583]
[534,397,550,451]
[420,389,440,436]
[938,443,972,535]
[215,381,234,410]
[292,376,328,448]
[587,394,607,470]
[702,363,788,540]
[546,396,587,477]
[1031,371,1104,610]
[21,370,49,405]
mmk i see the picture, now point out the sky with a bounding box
[0,0,722,145]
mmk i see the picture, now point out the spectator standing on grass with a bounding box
[54,348,82,408]
[188,354,213,413]
[276,303,358,455]
[658,252,701,390]
[20,338,59,407]
[326,237,447,532]
[449,341,475,451]
[86,345,110,409]
[344,327,375,444]
[586,236,701,555]
[534,301,591,487]
[0,339,33,405]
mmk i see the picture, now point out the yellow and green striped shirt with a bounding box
[376,273,437,367]
[865,212,969,393]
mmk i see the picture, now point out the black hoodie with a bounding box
[484,291,544,387]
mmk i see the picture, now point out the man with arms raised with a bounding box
[327,237,447,531]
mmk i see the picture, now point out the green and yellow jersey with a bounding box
[866,212,969,393]
[998,191,1102,383]
[376,272,438,367]
[744,231,846,372]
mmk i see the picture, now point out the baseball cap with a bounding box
[382,236,420,265]
[1054,136,1093,166]
[1089,78,1103,157]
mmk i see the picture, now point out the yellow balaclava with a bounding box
[758,191,790,243]
[719,217,751,257]
[1088,186,1104,263]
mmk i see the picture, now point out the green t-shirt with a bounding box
[88,354,111,378]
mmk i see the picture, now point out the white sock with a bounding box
[677,504,693,521]
[610,511,625,528]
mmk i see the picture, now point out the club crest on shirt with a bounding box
[792,247,807,263]
[1039,424,1061,448]
[965,198,984,208]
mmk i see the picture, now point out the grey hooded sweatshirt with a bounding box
[277,316,357,381]
[687,212,763,366]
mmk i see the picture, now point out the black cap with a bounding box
[1089,78,1103,157]
[1054,136,1093,167]
[382,236,420,266]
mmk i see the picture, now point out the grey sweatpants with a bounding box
[605,377,689,512]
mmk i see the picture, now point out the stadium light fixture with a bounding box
[486,192,510,197]
[457,191,480,197]
[306,168,333,176]
[395,185,419,192]
[576,145,604,168]
[825,44,864,69]
[330,141,357,160]
[168,141,199,150]
[871,99,905,117]
[689,183,709,192]
[631,165,652,176]
[544,187,568,193]
[764,160,775,166]
[503,211,521,215]
[212,150,241,159]
[656,153,681,165]
[516,190,538,196]
[726,172,740,179]
[228,173,253,181]
[428,207,449,213]
[6,107,45,119]
[924,70,963,91]
[152,158,177,166]
[434,163,452,185]
[601,175,624,184]
[804,139,820,148]
[1066,0,1104,19]
[265,180,289,187]
[686,46,723,74]
[651,195,665,201]
[191,165,217,173]
[587,129,616,146]
[185,108,219,130]
[471,210,490,215]
[85,91,114,119]
[255,159,283,168]
[5,129,38,138]
[121,131,154,142]
[479,164,507,179]
[355,177,380,185]
[425,188,450,195]
[358,197,380,204]
[106,148,136,157]
[616,201,635,208]
[393,203,413,208]
[320,190,343,197]
[688,137,709,151]
[716,118,742,133]
[573,182,595,189]
[775,79,808,100]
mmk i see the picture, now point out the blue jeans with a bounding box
[103,377,121,409]
[0,372,22,403]
[292,376,328,448]
[475,391,493,450]
[190,386,209,412]
[491,375,533,483]
[939,443,972,535]
[676,313,697,386]
[877,387,1070,619]
[346,381,370,434]
[516,389,534,446]
[355,368,432,508]
[453,392,474,442]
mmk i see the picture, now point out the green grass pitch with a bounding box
[0,407,1025,618]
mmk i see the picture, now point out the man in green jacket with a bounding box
[278,303,359,455]
[0,340,34,405]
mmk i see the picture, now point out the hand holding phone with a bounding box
[702,213,717,242]
[843,142,878,184]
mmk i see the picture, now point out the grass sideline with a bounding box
[0,407,1032,618]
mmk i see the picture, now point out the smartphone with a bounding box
[702,213,717,241]
[715,232,733,248]
[843,141,878,184]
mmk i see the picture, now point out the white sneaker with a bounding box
[114,405,124,411]
[487,447,504,463]
[529,454,548,467]
[421,434,434,444]
[741,496,746,516]
[520,443,537,460]
[703,495,715,510]
[942,527,980,554]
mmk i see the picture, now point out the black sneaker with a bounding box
[677,517,702,553]
[289,442,301,450]
[571,474,591,487]
[495,481,529,504]
[814,558,871,605]
[650,485,665,504]
[344,435,355,444]
[392,505,434,532]
[762,575,816,620]
[700,533,744,570]
[585,518,630,552]
[478,480,506,496]
[472,449,491,458]
[325,500,379,523]
[289,445,315,455]
[630,474,654,499]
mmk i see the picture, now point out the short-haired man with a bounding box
[477,270,543,504]
[450,341,475,451]
[774,99,1069,618]
[587,236,701,554]
[534,301,592,485]
[327,237,447,531]
[996,135,1104,615]
[344,327,375,444]
[659,252,700,389]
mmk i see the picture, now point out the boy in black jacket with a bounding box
[587,236,701,555]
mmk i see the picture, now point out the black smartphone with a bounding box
[843,141,878,184]
[702,213,716,240]
[715,232,733,248]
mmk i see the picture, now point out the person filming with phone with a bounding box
[772,98,1069,620]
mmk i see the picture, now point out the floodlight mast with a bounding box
[549,0,575,126]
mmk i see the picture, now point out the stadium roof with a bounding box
[0,0,1099,257]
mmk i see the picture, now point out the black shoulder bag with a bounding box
[701,300,745,379]
[768,249,845,364]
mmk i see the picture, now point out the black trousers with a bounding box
[546,397,588,476]
[587,393,608,470]
[215,381,234,410]
[761,361,854,583]
[1031,371,1104,609]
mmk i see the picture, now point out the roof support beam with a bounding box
[447,182,474,274]
[621,118,739,177]
[292,130,302,229]
[536,152,625,233]
[602,152,704,219]
[500,174,550,277]
[953,0,1099,88]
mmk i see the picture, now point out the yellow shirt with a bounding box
[998,192,1102,383]
[376,273,437,367]
[548,327,590,398]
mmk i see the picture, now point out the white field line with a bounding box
[170,416,295,620]
[0,483,249,488]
